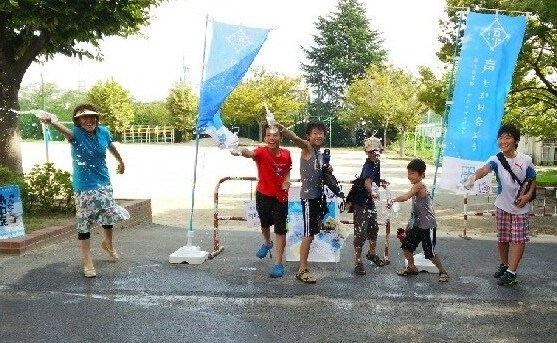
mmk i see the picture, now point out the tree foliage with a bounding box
[416,66,451,117]
[19,82,87,122]
[0,0,162,172]
[87,80,134,135]
[340,65,425,155]
[166,83,198,141]
[301,0,387,108]
[18,82,87,139]
[439,0,557,139]
[132,101,170,126]
[221,68,308,139]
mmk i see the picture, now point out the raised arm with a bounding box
[276,124,311,151]
[41,119,73,141]
[108,143,125,174]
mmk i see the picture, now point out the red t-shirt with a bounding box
[253,146,292,202]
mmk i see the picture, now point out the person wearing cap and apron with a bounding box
[352,137,385,275]
[40,103,129,278]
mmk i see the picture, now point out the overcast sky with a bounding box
[21,0,447,102]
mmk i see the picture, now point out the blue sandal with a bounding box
[256,241,273,259]
[270,264,284,278]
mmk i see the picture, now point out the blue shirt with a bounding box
[353,159,381,206]
[71,126,112,192]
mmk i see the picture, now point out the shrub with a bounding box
[23,163,74,214]
[0,165,25,189]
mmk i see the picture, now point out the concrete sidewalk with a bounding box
[1,223,556,343]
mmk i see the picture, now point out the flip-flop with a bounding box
[396,267,419,276]
[296,269,317,283]
[366,253,385,267]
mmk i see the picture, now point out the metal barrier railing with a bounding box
[209,177,394,264]
[461,186,557,239]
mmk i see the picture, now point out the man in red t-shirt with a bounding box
[231,125,292,278]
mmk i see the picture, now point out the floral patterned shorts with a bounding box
[74,185,130,234]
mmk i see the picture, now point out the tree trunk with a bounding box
[0,66,23,173]
[399,129,406,157]
[350,126,357,145]
[383,118,389,149]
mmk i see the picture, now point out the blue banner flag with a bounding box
[197,21,270,149]
[440,12,526,192]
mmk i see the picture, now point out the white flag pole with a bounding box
[169,14,210,264]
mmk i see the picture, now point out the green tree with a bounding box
[19,83,87,121]
[440,1,557,139]
[301,0,387,109]
[221,68,308,140]
[166,83,198,141]
[18,83,87,140]
[340,65,425,155]
[133,101,170,126]
[0,0,162,173]
[302,0,387,107]
[416,66,450,118]
[88,80,134,135]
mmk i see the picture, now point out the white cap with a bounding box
[74,109,99,118]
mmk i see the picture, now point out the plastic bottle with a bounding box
[263,105,278,134]
[322,149,330,169]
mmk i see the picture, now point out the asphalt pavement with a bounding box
[1,223,557,343]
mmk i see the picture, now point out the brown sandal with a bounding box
[354,262,366,275]
[296,269,317,283]
[438,271,449,282]
[396,266,419,276]
[366,253,386,267]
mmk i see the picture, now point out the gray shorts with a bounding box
[74,185,130,233]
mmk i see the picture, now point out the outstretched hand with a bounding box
[116,162,125,174]
[463,175,476,190]
[38,117,52,125]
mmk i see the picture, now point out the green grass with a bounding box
[537,169,557,186]
[23,212,74,233]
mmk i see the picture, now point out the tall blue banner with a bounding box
[197,21,270,149]
[440,12,527,192]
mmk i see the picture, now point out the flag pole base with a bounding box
[169,231,209,264]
